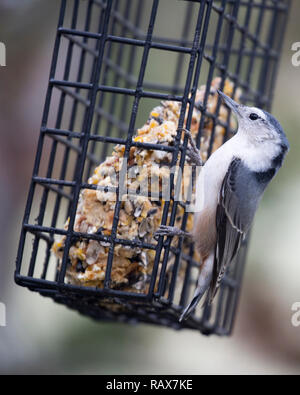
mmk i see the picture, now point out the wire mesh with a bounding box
[15,0,290,335]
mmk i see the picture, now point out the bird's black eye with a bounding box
[249,113,259,121]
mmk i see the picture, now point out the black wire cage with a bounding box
[15,0,290,336]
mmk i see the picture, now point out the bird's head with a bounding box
[217,90,289,150]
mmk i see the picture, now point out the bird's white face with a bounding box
[217,91,282,145]
[235,105,281,144]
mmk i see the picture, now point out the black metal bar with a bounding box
[104,0,160,290]
[86,0,121,177]
[100,0,133,161]
[28,0,75,278]
[167,0,215,304]
[58,0,114,285]
[16,0,66,275]
[154,0,210,298]
[207,0,241,157]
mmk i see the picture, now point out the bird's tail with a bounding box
[179,253,214,322]
[179,289,206,322]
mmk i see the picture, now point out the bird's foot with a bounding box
[154,225,192,239]
[181,128,203,167]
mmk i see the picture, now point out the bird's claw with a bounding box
[181,128,203,167]
[186,147,203,167]
[154,225,191,239]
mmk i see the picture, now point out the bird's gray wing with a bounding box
[208,157,264,303]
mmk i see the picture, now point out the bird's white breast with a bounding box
[195,139,235,214]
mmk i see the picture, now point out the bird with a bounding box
[155,90,289,322]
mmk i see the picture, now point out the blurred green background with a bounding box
[0,0,300,375]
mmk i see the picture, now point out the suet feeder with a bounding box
[15,0,290,336]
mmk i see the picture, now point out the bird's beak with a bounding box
[217,90,241,117]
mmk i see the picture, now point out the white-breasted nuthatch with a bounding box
[156,90,289,321]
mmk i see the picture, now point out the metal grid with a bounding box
[15,0,290,336]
